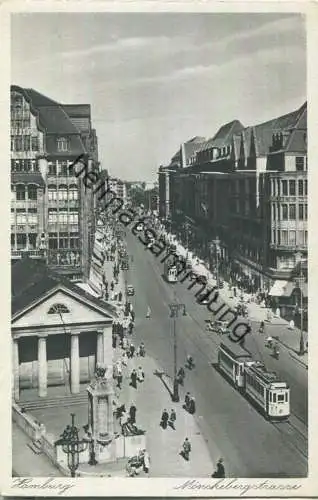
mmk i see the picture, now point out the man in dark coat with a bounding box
[130,369,137,389]
[212,458,225,478]
[168,409,176,430]
[129,404,137,424]
[160,409,169,429]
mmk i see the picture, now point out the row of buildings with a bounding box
[158,102,308,322]
[10,85,128,282]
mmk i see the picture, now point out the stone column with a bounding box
[96,330,104,365]
[70,333,80,394]
[12,337,20,401]
[38,334,47,398]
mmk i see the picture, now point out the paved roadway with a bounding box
[123,228,307,477]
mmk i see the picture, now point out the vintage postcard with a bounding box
[1,0,317,496]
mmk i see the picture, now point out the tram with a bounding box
[218,339,290,420]
[163,261,178,283]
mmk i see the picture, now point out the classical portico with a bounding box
[12,258,116,401]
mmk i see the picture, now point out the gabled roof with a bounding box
[12,258,117,319]
[24,88,60,107]
[199,120,245,152]
[252,102,306,156]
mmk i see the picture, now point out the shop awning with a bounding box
[269,280,294,297]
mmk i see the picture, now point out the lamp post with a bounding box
[55,413,88,477]
[168,293,187,402]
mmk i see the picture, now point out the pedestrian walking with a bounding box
[129,343,135,358]
[117,370,123,389]
[137,342,145,357]
[188,396,196,414]
[160,409,169,429]
[177,367,185,385]
[137,366,145,383]
[130,369,137,389]
[146,306,151,319]
[129,404,137,425]
[168,409,176,430]
[118,291,123,302]
[180,438,191,461]
[110,281,115,291]
[184,392,191,409]
[142,449,150,474]
[212,458,225,478]
[128,321,134,335]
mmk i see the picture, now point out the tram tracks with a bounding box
[272,414,308,460]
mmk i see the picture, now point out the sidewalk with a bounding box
[162,230,308,368]
[112,349,214,477]
[12,422,62,477]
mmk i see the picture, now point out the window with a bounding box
[282,180,288,195]
[272,204,276,221]
[277,180,280,196]
[31,136,38,151]
[16,184,25,201]
[69,185,78,200]
[273,393,276,403]
[289,180,296,196]
[16,234,26,249]
[60,161,68,176]
[277,394,285,402]
[298,180,304,196]
[59,233,69,248]
[15,137,23,152]
[48,185,57,201]
[299,204,304,220]
[305,204,308,220]
[48,232,58,249]
[11,209,15,225]
[70,233,79,248]
[23,136,31,151]
[289,204,296,220]
[296,157,305,171]
[27,184,37,200]
[282,204,288,220]
[48,209,57,223]
[48,162,57,176]
[27,211,38,225]
[57,137,69,152]
[47,303,70,314]
[58,211,68,224]
[281,230,288,245]
[69,211,78,224]
[305,180,307,195]
[58,185,68,201]
[298,230,305,245]
[305,231,308,245]
[16,209,26,224]
[289,230,296,246]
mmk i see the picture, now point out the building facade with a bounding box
[11,86,99,281]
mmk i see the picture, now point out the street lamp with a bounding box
[169,293,187,402]
[55,413,88,477]
[210,236,220,285]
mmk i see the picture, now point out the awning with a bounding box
[269,280,294,297]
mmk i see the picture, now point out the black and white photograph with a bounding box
[3,1,315,495]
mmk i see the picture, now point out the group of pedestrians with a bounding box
[160,409,176,430]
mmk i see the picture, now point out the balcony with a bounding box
[47,249,82,267]
[11,249,47,260]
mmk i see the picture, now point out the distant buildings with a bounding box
[158,103,307,321]
[10,86,99,281]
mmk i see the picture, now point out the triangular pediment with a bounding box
[12,286,114,329]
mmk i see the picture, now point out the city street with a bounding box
[122,226,307,477]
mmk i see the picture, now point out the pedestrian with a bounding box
[212,458,225,478]
[118,291,123,302]
[110,281,114,291]
[131,310,135,322]
[122,336,128,350]
[188,396,196,414]
[289,319,295,330]
[137,366,145,383]
[146,306,151,319]
[117,369,123,389]
[168,409,176,430]
[137,342,145,357]
[184,392,191,409]
[142,449,150,474]
[120,409,129,435]
[177,367,185,385]
[130,369,137,389]
[129,404,137,424]
[128,321,134,335]
[181,438,191,461]
[129,343,135,358]
[121,351,128,367]
[160,409,169,429]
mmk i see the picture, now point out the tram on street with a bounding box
[164,261,178,283]
[218,339,290,420]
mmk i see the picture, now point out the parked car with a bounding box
[127,285,135,296]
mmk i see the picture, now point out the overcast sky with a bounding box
[11,13,306,181]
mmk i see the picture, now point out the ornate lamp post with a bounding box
[55,413,88,477]
[169,293,187,402]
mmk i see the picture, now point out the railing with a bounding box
[47,249,81,267]
[11,249,47,259]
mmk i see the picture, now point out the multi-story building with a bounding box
[11,86,99,281]
[158,102,307,313]
[107,177,127,205]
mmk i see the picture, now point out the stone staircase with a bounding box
[20,392,88,411]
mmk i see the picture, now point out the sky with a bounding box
[11,13,306,182]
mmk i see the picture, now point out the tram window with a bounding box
[269,392,272,402]
[273,394,277,403]
[277,394,285,402]
[285,392,289,402]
